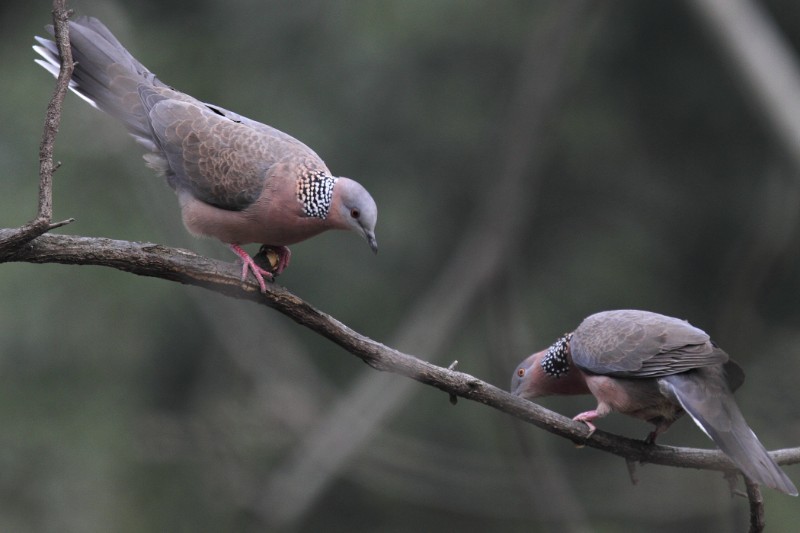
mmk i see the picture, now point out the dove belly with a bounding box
[178,190,329,246]
[583,374,684,423]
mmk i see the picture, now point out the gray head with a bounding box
[332,177,378,253]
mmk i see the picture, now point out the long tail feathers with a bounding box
[32,17,162,148]
[33,36,99,109]
[663,369,797,495]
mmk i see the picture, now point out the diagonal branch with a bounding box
[2,231,799,477]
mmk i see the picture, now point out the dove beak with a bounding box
[366,231,378,254]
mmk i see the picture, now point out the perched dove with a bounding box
[34,17,378,292]
[511,309,797,495]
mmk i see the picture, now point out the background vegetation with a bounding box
[1,1,800,531]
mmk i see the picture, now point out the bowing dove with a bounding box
[34,17,378,292]
[511,309,797,495]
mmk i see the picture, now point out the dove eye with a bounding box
[350,208,360,219]
[517,368,525,378]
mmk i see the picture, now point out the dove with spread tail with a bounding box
[511,309,797,495]
[33,17,378,292]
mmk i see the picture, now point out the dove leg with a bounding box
[229,244,273,293]
[573,410,600,437]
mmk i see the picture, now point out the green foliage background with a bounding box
[2,1,800,531]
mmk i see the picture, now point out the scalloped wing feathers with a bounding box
[570,310,729,378]
[37,17,330,213]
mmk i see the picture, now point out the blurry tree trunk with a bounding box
[688,0,800,171]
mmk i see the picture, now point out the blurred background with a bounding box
[2,0,800,531]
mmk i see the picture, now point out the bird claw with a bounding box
[582,421,597,438]
[572,411,598,445]
[242,258,274,293]
[229,244,275,293]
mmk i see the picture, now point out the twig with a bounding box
[745,477,766,533]
[447,360,459,404]
[38,0,73,223]
[0,0,73,257]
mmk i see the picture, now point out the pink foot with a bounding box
[229,244,273,293]
[573,410,599,438]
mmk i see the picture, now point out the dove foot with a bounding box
[572,410,598,438]
[229,244,274,293]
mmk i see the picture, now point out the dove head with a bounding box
[331,178,378,253]
[511,334,589,399]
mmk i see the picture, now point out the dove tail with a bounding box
[663,369,797,495]
[32,17,163,147]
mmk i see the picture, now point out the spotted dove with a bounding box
[33,17,378,292]
[511,309,797,495]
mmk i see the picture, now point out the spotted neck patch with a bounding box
[297,172,337,219]
[541,333,573,378]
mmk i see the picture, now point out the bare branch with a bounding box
[2,231,799,479]
[38,0,73,222]
[0,0,74,257]
[745,477,766,533]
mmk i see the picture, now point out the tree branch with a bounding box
[745,477,766,533]
[0,0,73,258]
[2,231,799,477]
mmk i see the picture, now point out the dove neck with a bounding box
[534,335,591,396]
